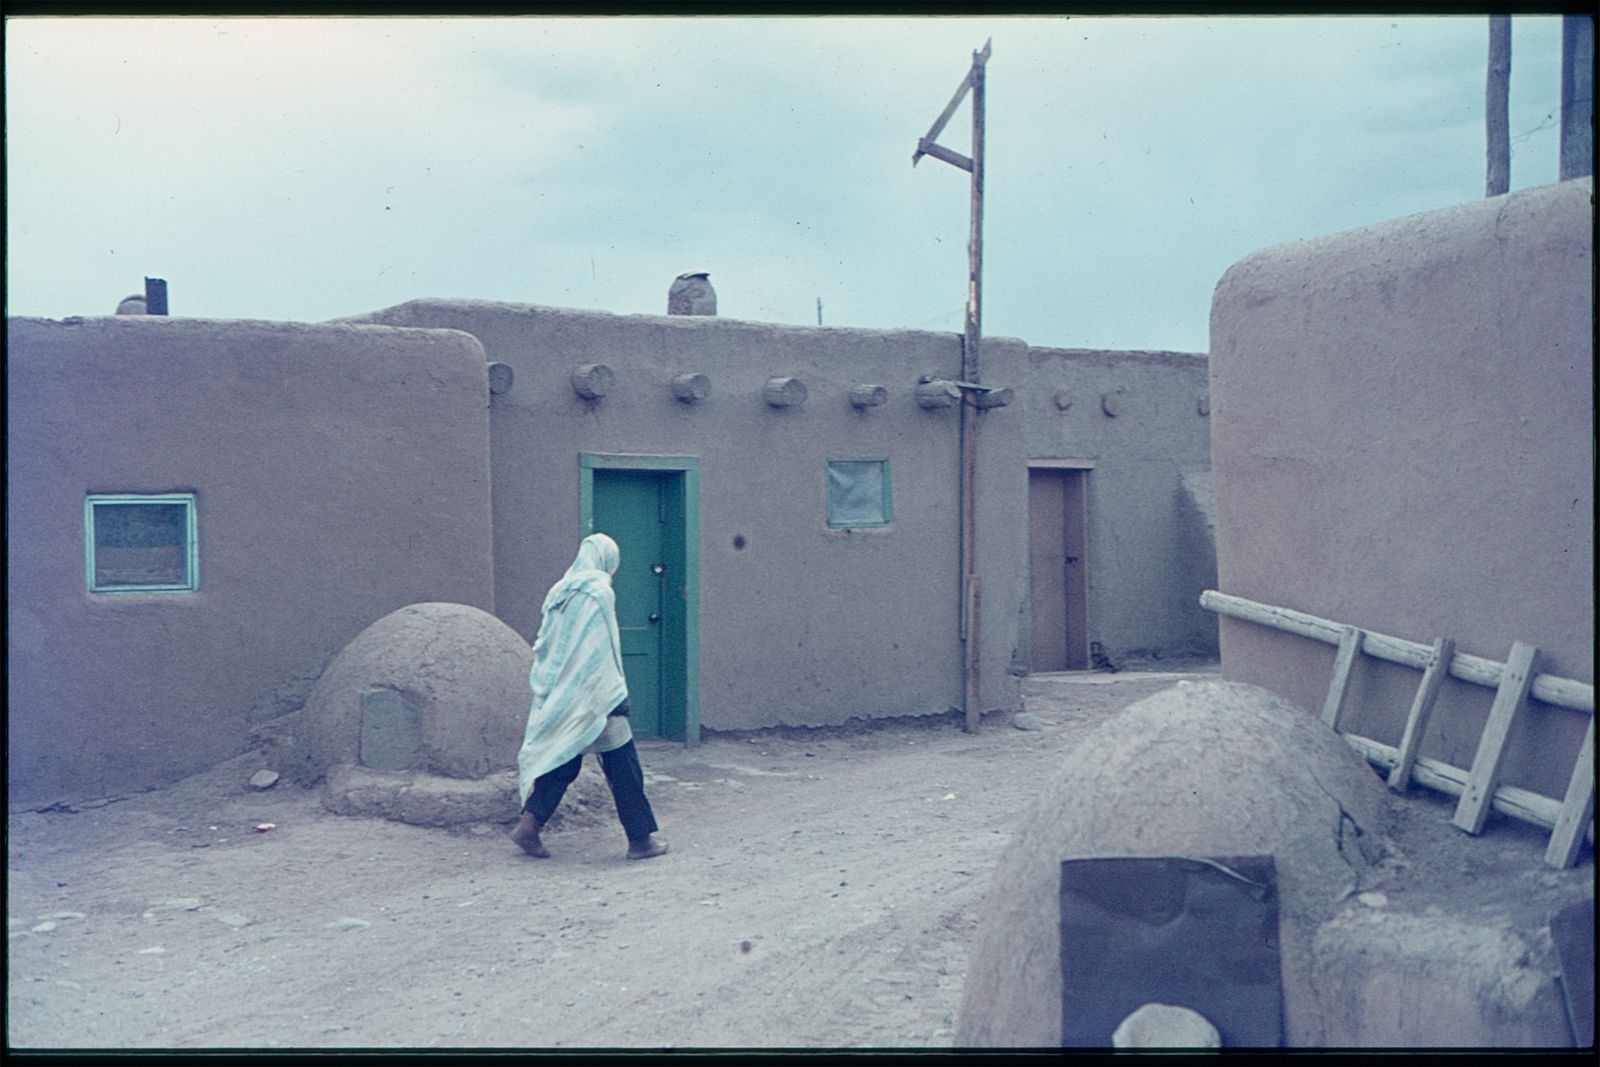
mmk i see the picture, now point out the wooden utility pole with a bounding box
[1560,14,1594,180]
[1487,15,1511,196]
[913,39,990,732]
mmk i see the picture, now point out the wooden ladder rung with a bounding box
[1388,636,1455,793]
[1545,716,1595,868]
[1453,641,1540,835]
[1321,626,1363,730]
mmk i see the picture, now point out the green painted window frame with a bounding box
[85,493,199,593]
[825,458,893,529]
[579,453,700,747]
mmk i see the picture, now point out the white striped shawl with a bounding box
[516,574,629,804]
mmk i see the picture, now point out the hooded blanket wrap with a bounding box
[516,534,631,805]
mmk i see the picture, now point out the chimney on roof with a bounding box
[144,277,169,315]
[667,272,716,316]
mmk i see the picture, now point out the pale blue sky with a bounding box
[4,15,1568,352]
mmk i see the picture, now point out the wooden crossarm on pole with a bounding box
[915,138,973,172]
[913,71,973,166]
[912,38,990,168]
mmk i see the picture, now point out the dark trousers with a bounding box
[523,739,659,842]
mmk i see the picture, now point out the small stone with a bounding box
[55,979,83,990]
[150,898,203,912]
[217,913,254,928]
[49,911,87,921]
[328,917,371,931]
[248,770,280,791]
[137,946,165,955]
[1112,1003,1221,1048]
[1012,713,1044,731]
[30,922,57,934]
[1357,891,1389,909]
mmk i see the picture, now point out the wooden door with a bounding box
[1029,467,1089,671]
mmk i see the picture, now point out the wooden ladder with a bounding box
[1201,590,1595,869]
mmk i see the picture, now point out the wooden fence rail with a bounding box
[1200,591,1594,714]
[1200,590,1594,865]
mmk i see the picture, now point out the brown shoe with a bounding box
[510,813,550,858]
[626,834,669,860]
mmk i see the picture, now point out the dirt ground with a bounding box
[6,666,1591,1051]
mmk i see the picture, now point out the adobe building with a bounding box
[333,300,1031,744]
[1207,176,1593,804]
[6,317,496,802]
[1023,346,1215,670]
[8,294,1216,805]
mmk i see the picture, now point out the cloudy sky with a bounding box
[4,14,1571,352]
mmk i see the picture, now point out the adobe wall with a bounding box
[1025,348,1217,664]
[339,301,1030,731]
[6,317,496,805]
[1208,178,1594,800]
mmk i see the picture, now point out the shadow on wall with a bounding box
[1176,470,1220,658]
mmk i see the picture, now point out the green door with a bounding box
[593,469,675,739]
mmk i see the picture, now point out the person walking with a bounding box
[510,533,669,861]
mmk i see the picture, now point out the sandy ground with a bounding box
[6,665,1590,1051]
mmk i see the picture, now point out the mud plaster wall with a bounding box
[5,318,496,805]
[1208,178,1594,800]
[1024,348,1217,664]
[338,300,1029,730]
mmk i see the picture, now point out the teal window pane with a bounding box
[86,495,197,592]
[826,460,890,528]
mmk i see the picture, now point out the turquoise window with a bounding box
[85,494,198,592]
[826,460,891,528]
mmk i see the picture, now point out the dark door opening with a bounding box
[1029,466,1090,671]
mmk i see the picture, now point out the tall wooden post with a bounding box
[914,39,990,732]
[1487,15,1511,197]
[1560,14,1594,180]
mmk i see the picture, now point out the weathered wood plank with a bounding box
[1388,636,1456,793]
[1545,716,1595,868]
[915,138,974,173]
[1321,626,1363,730]
[1199,590,1593,714]
[912,72,972,164]
[1345,732,1592,844]
[1453,641,1540,835]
